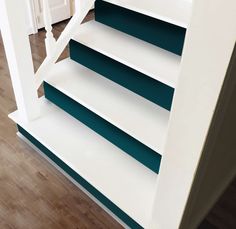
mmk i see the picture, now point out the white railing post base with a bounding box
[0,0,40,122]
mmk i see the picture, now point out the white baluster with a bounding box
[35,0,96,88]
[0,0,40,122]
[42,0,56,56]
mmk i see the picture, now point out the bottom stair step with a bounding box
[9,98,157,228]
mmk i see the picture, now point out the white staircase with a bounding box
[1,0,236,228]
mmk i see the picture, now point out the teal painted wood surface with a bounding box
[44,82,162,173]
[17,125,143,229]
[95,0,186,55]
[69,40,174,111]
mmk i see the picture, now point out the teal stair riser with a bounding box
[69,40,174,111]
[17,125,143,229]
[95,0,186,55]
[44,82,161,173]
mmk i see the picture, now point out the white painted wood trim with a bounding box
[28,0,38,34]
[0,0,40,121]
[149,0,236,228]
[33,0,71,29]
[42,0,56,55]
[179,43,236,229]
[35,0,95,88]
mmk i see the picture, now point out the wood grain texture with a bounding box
[0,10,235,229]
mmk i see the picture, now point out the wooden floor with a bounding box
[0,12,235,229]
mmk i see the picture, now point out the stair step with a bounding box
[10,97,157,228]
[70,21,177,110]
[95,0,188,55]
[100,0,192,28]
[72,20,181,88]
[44,59,170,172]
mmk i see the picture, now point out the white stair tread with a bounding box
[46,58,170,154]
[73,20,181,88]
[9,97,157,227]
[102,0,192,28]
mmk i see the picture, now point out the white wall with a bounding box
[0,0,36,34]
[149,0,236,228]
[25,0,37,34]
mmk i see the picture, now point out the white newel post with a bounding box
[0,0,40,121]
[149,0,236,228]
